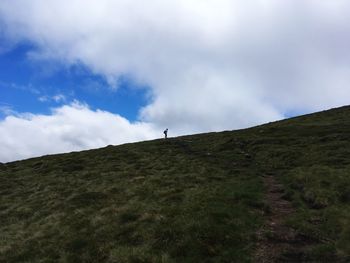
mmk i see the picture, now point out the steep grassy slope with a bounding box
[1,106,350,262]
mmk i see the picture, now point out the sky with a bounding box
[1,0,350,162]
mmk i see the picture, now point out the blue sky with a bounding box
[0,42,149,120]
[1,0,350,162]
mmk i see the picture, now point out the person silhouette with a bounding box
[163,128,168,139]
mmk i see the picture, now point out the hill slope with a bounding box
[1,106,350,262]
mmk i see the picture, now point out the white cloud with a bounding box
[1,0,350,160]
[38,94,66,103]
[0,105,16,116]
[53,94,66,103]
[0,102,159,162]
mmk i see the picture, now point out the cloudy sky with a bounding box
[1,0,350,162]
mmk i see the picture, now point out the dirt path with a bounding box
[254,174,314,262]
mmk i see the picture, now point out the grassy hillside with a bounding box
[1,106,350,262]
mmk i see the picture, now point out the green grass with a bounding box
[1,105,350,262]
[249,106,350,262]
[0,136,264,262]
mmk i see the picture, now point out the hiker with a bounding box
[163,128,168,139]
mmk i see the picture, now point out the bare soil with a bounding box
[254,174,315,262]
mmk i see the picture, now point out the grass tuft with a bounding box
[1,105,350,262]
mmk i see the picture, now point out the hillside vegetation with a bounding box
[1,106,350,262]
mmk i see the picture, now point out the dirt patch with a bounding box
[254,175,315,262]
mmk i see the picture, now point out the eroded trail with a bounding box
[254,174,314,262]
